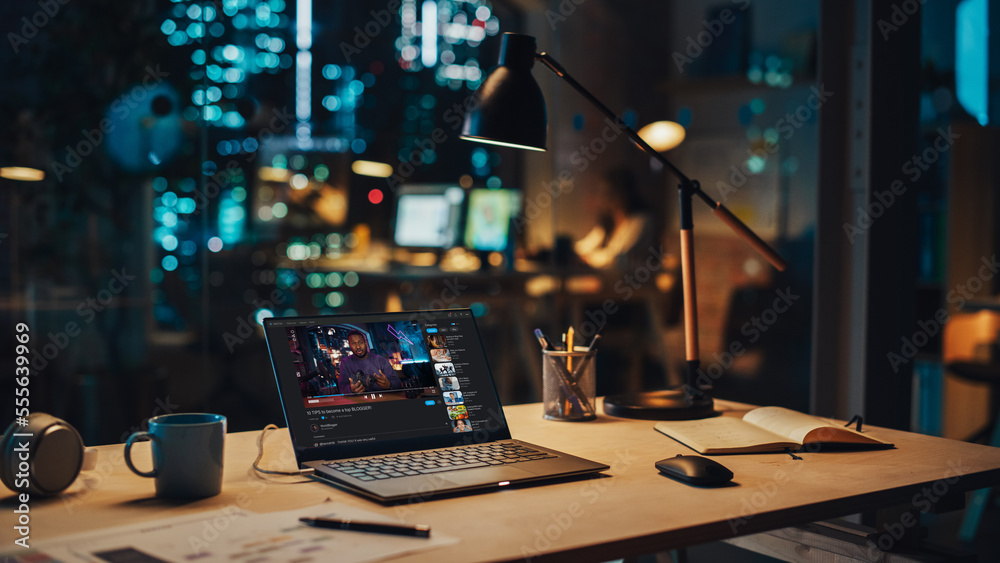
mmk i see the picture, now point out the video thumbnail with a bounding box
[286,320,439,407]
[427,333,447,349]
[434,362,455,376]
[438,376,460,391]
[431,348,452,362]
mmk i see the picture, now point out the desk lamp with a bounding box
[461,33,787,420]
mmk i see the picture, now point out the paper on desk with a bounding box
[7,503,457,563]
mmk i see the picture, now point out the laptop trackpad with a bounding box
[438,465,537,487]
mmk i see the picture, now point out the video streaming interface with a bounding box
[274,311,503,447]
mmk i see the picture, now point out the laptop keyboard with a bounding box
[324,442,557,481]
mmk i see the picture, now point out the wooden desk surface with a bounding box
[7,400,1000,562]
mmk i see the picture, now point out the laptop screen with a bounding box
[263,309,511,461]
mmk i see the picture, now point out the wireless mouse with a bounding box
[655,455,734,485]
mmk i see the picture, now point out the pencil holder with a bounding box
[542,347,597,421]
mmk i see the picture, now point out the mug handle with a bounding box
[124,431,159,478]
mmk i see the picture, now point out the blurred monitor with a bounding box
[392,184,466,249]
[463,188,521,252]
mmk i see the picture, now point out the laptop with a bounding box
[263,309,609,502]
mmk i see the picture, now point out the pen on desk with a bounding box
[299,517,431,538]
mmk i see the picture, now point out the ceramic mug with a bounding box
[124,413,226,498]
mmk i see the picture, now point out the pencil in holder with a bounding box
[542,346,597,421]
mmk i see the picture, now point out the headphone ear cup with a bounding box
[0,420,18,491]
[1,413,85,496]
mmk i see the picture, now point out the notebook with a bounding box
[263,309,608,502]
[654,406,894,455]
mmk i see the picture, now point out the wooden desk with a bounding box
[7,400,1000,561]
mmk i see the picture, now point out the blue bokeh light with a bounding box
[162,255,179,271]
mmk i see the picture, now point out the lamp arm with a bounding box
[536,53,692,185]
[535,52,787,272]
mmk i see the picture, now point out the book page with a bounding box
[654,417,799,454]
[743,406,889,445]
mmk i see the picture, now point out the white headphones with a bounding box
[1,413,98,495]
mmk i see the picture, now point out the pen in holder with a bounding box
[542,346,597,421]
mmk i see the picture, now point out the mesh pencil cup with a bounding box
[542,346,597,421]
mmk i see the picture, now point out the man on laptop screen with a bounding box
[264,309,608,502]
[339,330,401,394]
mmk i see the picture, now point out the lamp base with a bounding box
[603,389,716,420]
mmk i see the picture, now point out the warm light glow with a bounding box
[459,135,546,151]
[258,167,290,182]
[368,189,384,204]
[564,275,602,294]
[637,121,686,152]
[409,252,438,267]
[0,167,45,181]
[525,275,560,297]
[351,160,394,178]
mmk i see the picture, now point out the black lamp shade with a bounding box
[461,33,547,151]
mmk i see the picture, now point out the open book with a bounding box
[654,407,893,455]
